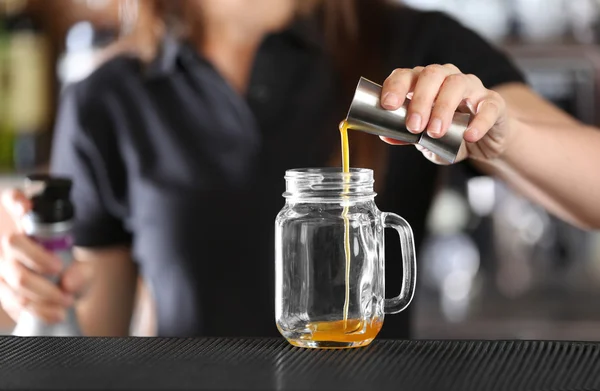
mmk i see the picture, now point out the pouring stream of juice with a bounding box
[293,120,382,347]
[339,120,351,328]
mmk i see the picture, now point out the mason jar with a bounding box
[275,168,417,349]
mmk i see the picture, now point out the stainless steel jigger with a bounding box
[345,77,471,163]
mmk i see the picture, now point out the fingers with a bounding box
[464,93,505,143]
[0,277,25,321]
[0,260,73,307]
[0,279,66,323]
[426,74,480,139]
[381,65,506,157]
[0,257,90,324]
[406,64,459,134]
[61,261,93,298]
[1,233,63,275]
[380,67,422,110]
[1,189,31,224]
[0,190,71,324]
[24,302,68,323]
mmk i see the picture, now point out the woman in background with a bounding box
[1,0,599,337]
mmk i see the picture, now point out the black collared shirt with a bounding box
[51,7,524,337]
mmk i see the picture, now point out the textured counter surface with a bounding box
[1,337,599,390]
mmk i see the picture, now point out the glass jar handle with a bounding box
[382,212,417,314]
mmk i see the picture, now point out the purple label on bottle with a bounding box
[34,236,73,252]
[32,235,74,277]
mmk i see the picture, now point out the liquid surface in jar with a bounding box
[298,318,383,345]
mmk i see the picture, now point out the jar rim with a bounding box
[283,167,375,201]
[284,167,373,179]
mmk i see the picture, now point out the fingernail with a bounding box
[382,93,400,108]
[428,118,443,136]
[406,113,422,132]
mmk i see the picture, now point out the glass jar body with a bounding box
[275,197,385,349]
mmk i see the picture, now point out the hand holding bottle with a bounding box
[0,189,91,327]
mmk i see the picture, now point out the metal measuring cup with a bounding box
[345,77,471,163]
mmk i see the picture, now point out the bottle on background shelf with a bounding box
[0,0,51,173]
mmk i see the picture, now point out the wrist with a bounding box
[489,116,526,168]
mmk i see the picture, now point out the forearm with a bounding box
[75,246,138,336]
[478,117,600,230]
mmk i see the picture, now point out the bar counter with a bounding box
[1,337,599,390]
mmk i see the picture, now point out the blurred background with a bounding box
[1,0,600,339]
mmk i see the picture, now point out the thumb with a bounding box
[60,261,93,299]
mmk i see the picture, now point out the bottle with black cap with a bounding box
[12,174,82,336]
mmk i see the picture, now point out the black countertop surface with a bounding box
[1,337,599,390]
